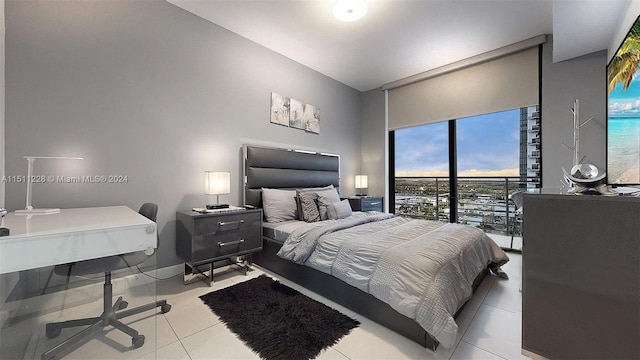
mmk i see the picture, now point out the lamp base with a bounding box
[206,204,229,210]
[15,208,60,215]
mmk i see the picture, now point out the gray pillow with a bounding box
[295,185,335,220]
[298,192,320,222]
[261,188,297,223]
[326,199,353,220]
[316,189,341,220]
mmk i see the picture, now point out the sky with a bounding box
[609,70,640,117]
[395,109,521,177]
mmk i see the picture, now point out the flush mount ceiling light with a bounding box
[333,0,368,22]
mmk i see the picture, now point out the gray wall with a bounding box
[361,88,386,197]
[4,0,363,268]
[541,37,606,189]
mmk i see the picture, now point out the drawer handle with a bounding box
[368,202,381,205]
[218,219,244,228]
[218,239,245,247]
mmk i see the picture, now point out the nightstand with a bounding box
[176,208,262,286]
[348,196,383,212]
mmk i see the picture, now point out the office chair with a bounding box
[41,203,171,360]
[509,191,525,248]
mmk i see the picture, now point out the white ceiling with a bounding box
[168,0,629,92]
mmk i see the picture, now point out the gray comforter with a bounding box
[277,213,509,348]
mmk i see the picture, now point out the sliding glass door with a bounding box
[393,106,540,251]
[394,121,451,221]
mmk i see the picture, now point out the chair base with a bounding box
[41,273,170,360]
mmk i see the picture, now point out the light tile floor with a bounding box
[1,252,526,360]
[487,234,522,253]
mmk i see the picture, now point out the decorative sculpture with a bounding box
[562,99,616,195]
[562,164,612,195]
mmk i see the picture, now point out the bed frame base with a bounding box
[255,237,489,351]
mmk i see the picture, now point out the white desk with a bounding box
[0,206,157,274]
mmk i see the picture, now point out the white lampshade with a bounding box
[205,171,230,195]
[355,175,368,189]
[333,0,368,22]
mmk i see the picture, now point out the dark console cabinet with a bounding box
[522,194,640,359]
[176,208,262,285]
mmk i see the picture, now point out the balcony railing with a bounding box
[394,176,539,244]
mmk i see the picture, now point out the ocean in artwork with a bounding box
[608,116,640,184]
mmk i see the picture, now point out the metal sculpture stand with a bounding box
[562,99,615,195]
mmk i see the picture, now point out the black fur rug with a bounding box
[199,275,360,360]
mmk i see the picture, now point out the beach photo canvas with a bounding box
[608,16,640,185]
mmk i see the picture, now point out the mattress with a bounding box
[262,220,306,242]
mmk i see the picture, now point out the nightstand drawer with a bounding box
[176,209,262,265]
[348,196,383,212]
[361,197,383,211]
[192,215,260,263]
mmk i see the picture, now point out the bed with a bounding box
[243,145,509,351]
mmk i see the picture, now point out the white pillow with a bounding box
[262,188,297,222]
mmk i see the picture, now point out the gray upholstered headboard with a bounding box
[243,145,340,208]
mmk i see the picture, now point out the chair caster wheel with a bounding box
[160,304,171,313]
[119,301,129,310]
[132,335,145,348]
[45,326,61,339]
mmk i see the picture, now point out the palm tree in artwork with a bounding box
[609,19,640,94]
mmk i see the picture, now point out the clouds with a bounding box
[458,168,519,177]
[395,109,521,177]
[395,121,450,173]
[609,74,640,116]
[609,99,640,115]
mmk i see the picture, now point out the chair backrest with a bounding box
[139,203,158,222]
[510,191,525,210]
[139,203,159,254]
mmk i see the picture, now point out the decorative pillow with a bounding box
[261,188,297,223]
[326,199,353,220]
[295,185,335,220]
[316,190,341,220]
[335,199,353,218]
[298,192,320,222]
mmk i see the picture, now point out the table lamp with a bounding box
[15,156,83,215]
[355,175,368,196]
[205,171,230,209]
